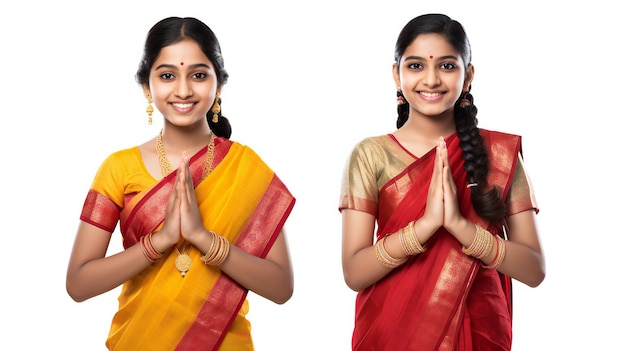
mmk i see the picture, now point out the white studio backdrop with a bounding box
[1,1,624,350]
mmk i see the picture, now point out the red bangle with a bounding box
[140,233,163,262]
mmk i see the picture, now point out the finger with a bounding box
[181,153,198,207]
[166,165,182,213]
[440,141,457,196]
[178,153,192,208]
[431,140,443,183]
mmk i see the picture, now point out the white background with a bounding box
[1,1,624,350]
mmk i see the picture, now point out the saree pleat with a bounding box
[348,131,522,351]
[81,138,294,351]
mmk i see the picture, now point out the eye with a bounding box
[160,73,175,80]
[192,72,208,79]
[440,62,457,70]
[408,62,423,70]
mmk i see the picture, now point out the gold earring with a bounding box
[211,94,221,123]
[146,95,154,125]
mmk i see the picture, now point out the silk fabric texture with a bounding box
[81,137,295,350]
[339,130,538,351]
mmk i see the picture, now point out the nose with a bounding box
[175,77,193,98]
[423,67,441,87]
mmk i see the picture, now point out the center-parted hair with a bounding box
[136,17,232,139]
[394,14,506,222]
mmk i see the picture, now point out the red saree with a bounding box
[80,137,295,350]
[341,130,528,351]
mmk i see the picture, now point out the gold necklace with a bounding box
[155,129,215,179]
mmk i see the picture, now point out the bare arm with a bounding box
[341,209,437,291]
[66,222,154,302]
[222,229,294,304]
[341,209,386,291]
[499,210,545,287]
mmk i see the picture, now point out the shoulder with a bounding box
[350,134,390,154]
[94,146,141,177]
[480,129,521,142]
[217,138,271,171]
[480,129,522,152]
[100,146,141,167]
[342,134,393,174]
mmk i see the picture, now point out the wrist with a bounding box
[150,230,175,254]
[445,218,473,238]
[414,218,437,240]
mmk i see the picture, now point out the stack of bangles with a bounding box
[140,232,164,263]
[200,231,231,266]
[375,221,426,269]
[462,224,506,269]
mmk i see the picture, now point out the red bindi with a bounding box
[180,62,184,66]
[429,55,433,59]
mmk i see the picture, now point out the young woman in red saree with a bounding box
[339,14,545,351]
[66,17,295,350]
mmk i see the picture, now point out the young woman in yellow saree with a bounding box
[66,17,295,350]
[339,14,545,350]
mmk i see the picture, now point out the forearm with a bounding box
[66,244,153,302]
[497,241,545,287]
[450,217,546,287]
[343,220,434,291]
[219,245,293,304]
[190,229,294,304]
[342,244,400,291]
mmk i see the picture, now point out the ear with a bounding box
[463,64,475,92]
[392,63,401,90]
[142,84,151,99]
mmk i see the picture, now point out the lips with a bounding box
[419,92,443,98]
[171,102,196,113]
[419,91,444,101]
[172,102,195,109]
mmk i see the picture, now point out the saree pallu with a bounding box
[350,131,521,351]
[80,138,295,351]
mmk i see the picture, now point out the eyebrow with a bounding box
[405,55,459,61]
[154,63,212,70]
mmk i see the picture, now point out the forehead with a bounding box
[403,33,459,59]
[153,39,213,67]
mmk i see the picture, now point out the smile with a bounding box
[172,103,195,109]
[419,92,443,97]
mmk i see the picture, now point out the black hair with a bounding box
[136,17,231,138]
[394,14,506,221]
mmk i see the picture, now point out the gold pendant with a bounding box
[175,253,192,277]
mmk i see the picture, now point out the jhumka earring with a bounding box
[146,95,154,125]
[211,94,221,123]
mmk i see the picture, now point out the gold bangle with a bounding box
[462,225,494,259]
[399,221,426,256]
[374,236,407,269]
[201,232,231,266]
[483,236,506,269]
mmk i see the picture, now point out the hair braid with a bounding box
[396,91,409,129]
[454,92,506,221]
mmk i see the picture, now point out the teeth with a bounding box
[173,103,194,108]
[420,92,441,97]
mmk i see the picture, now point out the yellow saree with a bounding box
[80,137,295,350]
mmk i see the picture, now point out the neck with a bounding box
[404,111,456,139]
[160,124,213,154]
